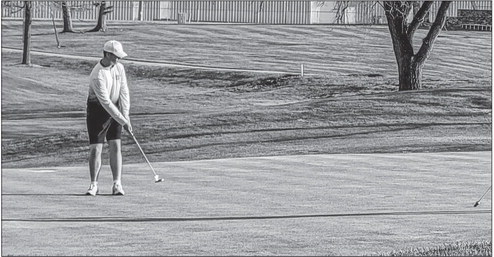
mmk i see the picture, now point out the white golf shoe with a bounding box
[86,184,99,196]
[112,183,125,196]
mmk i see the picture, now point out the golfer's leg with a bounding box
[108,139,122,182]
[89,143,103,182]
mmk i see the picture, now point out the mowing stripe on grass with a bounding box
[3,209,490,223]
[2,47,309,75]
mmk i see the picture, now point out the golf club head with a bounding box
[474,201,480,207]
[154,175,164,183]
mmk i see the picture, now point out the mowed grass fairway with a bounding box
[2,153,491,256]
[1,20,492,255]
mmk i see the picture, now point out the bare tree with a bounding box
[332,1,451,91]
[61,1,75,33]
[137,1,143,21]
[256,1,264,24]
[57,1,95,33]
[49,2,62,48]
[2,1,33,64]
[22,0,32,65]
[1,1,25,16]
[333,1,349,24]
[88,1,113,32]
[383,1,451,90]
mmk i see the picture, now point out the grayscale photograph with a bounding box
[1,0,491,256]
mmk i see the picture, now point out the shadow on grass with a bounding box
[2,193,120,197]
[3,210,490,222]
[1,193,118,197]
[2,193,89,197]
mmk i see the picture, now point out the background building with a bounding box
[2,1,492,27]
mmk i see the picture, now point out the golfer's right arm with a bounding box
[91,74,129,127]
[117,66,132,133]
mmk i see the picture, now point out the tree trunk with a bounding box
[88,1,109,32]
[257,2,264,24]
[397,57,422,91]
[96,1,107,32]
[22,1,32,65]
[61,1,74,33]
[138,1,143,21]
[384,2,413,90]
[384,1,450,91]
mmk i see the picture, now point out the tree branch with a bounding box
[415,1,451,65]
[374,1,384,11]
[333,1,349,24]
[2,1,26,14]
[384,0,415,62]
[407,1,433,38]
[383,1,412,34]
[384,2,411,36]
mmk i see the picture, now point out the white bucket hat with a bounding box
[103,40,127,58]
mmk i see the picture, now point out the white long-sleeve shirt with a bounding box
[87,61,130,126]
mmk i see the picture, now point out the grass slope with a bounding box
[1,20,491,169]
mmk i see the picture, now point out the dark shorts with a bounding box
[86,101,122,144]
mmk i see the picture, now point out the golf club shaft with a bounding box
[477,185,492,202]
[129,132,158,177]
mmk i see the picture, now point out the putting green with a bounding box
[2,152,491,256]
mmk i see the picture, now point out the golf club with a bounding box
[126,128,165,183]
[473,185,491,207]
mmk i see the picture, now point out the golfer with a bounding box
[85,40,132,196]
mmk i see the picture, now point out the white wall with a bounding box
[310,1,337,24]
